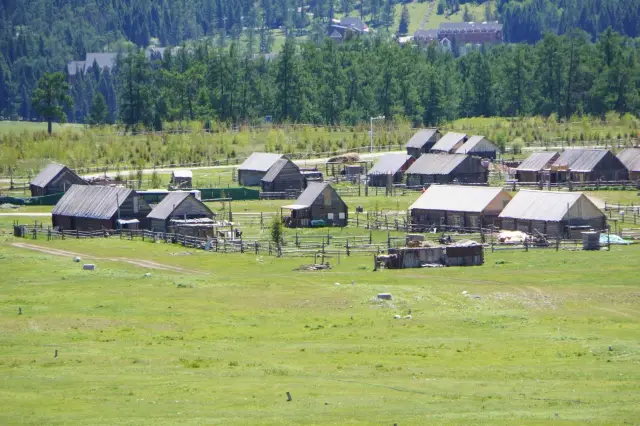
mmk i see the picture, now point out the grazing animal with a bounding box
[404,315,412,320]
[393,315,401,319]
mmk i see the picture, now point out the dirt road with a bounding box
[12,242,198,273]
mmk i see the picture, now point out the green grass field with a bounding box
[425,1,494,30]
[0,232,639,424]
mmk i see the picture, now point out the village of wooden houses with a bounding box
[9,128,640,269]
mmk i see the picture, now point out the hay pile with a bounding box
[327,153,360,163]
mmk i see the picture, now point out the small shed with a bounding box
[237,153,284,186]
[455,135,499,159]
[367,154,415,187]
[409,185,512,230]
[430,132,468,154]
[405,129,442,158]
[281,183,348,227]
[30,163,87,197]
[515,152,559,183]
[551,149,628,182]
[52,185,151,231]
[498,190,606,237]
[617,148,640,181]
[260,158,305,192]
[147,191,214,232]
[170,170,192,189]
[405,154,488,186]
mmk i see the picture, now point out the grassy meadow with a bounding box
[0,231,639,425]
[2,114,639,176]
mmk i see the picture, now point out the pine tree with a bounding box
[398,6,410,35]
[88,92,108,125]
[32,72,72,134]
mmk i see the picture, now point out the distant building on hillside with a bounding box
[66,53,118,77]
[413,21,503,54]
[328,16,369,42]
[30,163,87,197]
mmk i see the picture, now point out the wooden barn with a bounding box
[170,170,192,189]
[405,128,442,158]
[260,158,306,192]
[515,152,559,183]
[455,135,499,159]
[409,185,512,230]
[367,154,415,187]
[550,149,628,182]
[617,148,640,181]
[498,190,606,237]
[281,183,348,227]
[147,191,214,232]
[405,154,488,186]
[30,163,87,197]
[52,185,151,231]
[237,153,283,186]
[430,132,468,154]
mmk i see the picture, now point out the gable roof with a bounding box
[147,191,212,220]
[52,185,133,219]
[405,129,439,149]
[455,136,497,154]
[552,149,610,172]
[261,158,300,183]
[238,152,284,172]
[414,29,439,40]
[293,182,331,207]
[84,53,117,71]
[617,148,640,172]
[431,132,467,152]
[406,153,469,175]
[31,163,67,188]
[498,190,597,221]
[409,185,510,213]
[439,22,503,32]
[340,16,367,31]
[368,154,413,175]
[516,152,559,172]
[171,169,192,178]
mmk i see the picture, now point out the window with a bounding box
[452,215,461,227]
[338,212,345,220]
[327,213,334,220]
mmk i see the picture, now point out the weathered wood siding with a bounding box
[309,186,348,226]
[261,161,305,192]
[238,170,267,186]
[30,168,87,197]
[406,156,488,186]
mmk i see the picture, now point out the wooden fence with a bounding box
[504,180,640,192]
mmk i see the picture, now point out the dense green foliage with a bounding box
[80,31,640,127]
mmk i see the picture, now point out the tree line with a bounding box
[28,29,635,131]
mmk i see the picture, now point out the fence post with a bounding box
[369,229,372,245]
[346,239,350,256]
[76,229,79,239]
[255,241,259,254]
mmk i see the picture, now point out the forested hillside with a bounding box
[65,29,639,128]
[1,0,640,124]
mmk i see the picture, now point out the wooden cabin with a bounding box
[409,185,512,230]
[281,183,348,227]
[170,170,192,189]
[52,185,151,231]
[405,154,488,186]
[260,158,305,192]
[237,153,284,186]
[147,191,214,232]
[367,154,415,187]
[430,132,468,154]
[455,135,499,159]
[617,148,640,181]
[405,129,442,158]
[550,149,628,182]
[30,163,87,197]
[515,152,559,183]
[498,190,606,237]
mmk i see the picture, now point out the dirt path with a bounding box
[12,242,197,274]
[0,212,52,217]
